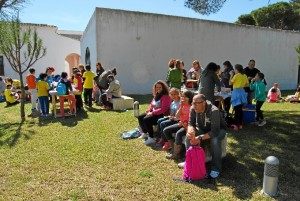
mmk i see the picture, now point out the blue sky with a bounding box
[19,0,288,31]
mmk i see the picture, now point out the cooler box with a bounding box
[243,104,256,123]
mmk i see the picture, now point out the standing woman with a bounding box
[198,62,221,104]
[229,64,249,131]
[167,59,183,89]
[138,80,171,145]
[220,60,234,113]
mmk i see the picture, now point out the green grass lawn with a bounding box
[0,92,299,201]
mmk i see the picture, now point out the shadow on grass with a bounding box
[38,110,88,127]
[218,110,300,200]
[0,120,36,147]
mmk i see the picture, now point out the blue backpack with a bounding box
[57,82,66,95]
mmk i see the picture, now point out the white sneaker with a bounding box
[144,137,156,145]
[258,120,266,126]
[138,132,148,139]
[178,162,185,169]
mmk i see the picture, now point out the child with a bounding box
[267,88,279,103]
[267,83,281,100]
[58,72,76,118]
[156,88,181,151]
[73,69,83,111]
[229,64,249,131]
[82,64,96,107]
[250,72,267,126]
[36,73,50,116]
[4,85,19,106]
[164,90,193,159]
[285,86,300,103]
[26,67,38,114]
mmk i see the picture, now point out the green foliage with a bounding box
[251,2,299,30]
[0,17,46,120]
[236,2,300,31]
[184,0,227,15]
[236,14,256,25]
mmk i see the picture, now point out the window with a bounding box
[85,47,90,65]
[0,56,4,76]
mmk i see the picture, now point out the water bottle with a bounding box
[133,101,139,117]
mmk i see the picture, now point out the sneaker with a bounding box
[178,162,185,169]
[161,142,171,151]
[67,111,74,115]
[209,170,220,179]
[251,121,260,125]
[156,138,164,145]
[138,132,148,139]
[258,120,266,126]
[144,137,156,145]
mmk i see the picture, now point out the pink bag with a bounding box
[183,146,207,181]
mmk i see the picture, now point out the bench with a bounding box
[109,95,134,110]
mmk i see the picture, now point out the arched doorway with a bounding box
[65,53,81,75]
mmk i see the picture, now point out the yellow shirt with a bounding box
[36,80,50,97]
[231,73,249,89]
[83,71,95,89]
[4,89,16,103]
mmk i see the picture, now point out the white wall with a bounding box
[3,24,80,82]
[80,11,98,72]
[81,8,300,94]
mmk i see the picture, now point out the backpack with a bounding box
[183,145,207,181]
[121,129,140,139]
[57,82,66,95]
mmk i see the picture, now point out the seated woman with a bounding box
[138,80,171,145]
[58,72,76,117]
[164,90,193,159]
[101,74,122,109]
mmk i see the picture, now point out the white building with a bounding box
[81,8,300,94]
[1,23,82,81]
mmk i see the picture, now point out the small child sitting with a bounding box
[285,87,300,103]
[4,84,19,107]
[267,88,279,103]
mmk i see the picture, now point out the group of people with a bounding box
[135,58,300,179]
[137,80,226,179]
[0,61,123,117]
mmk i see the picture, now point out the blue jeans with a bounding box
[38,96,49,115]
[157,117,178,142]
[185,129,226,172]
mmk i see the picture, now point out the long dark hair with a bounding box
[152,80,170,101]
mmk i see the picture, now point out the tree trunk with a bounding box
[19,73,26,121]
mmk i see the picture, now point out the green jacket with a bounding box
[250,81,266,102]
[167,68,182,89]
